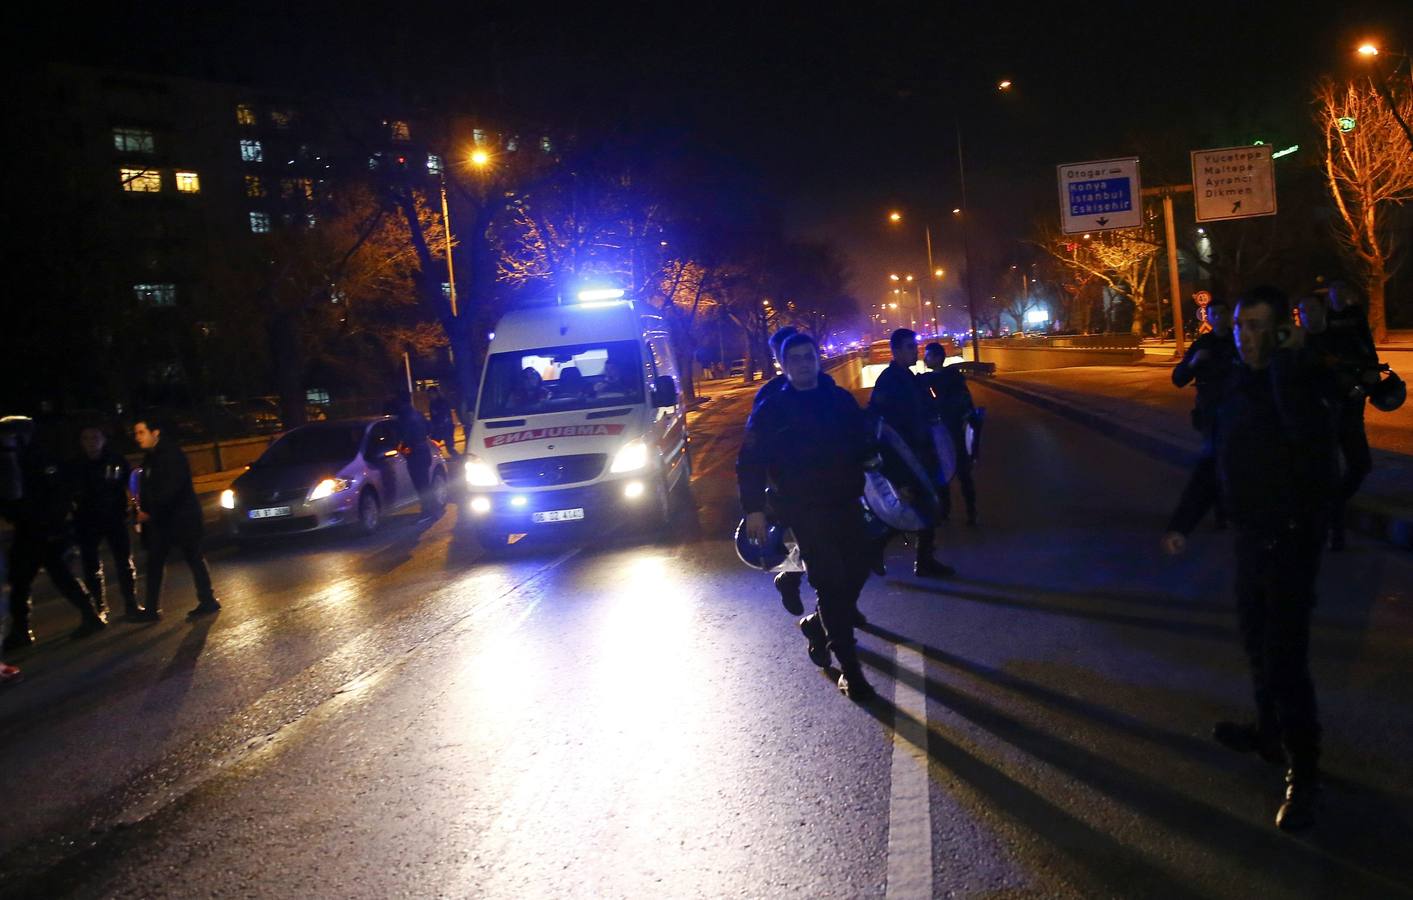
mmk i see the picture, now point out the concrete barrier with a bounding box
[976,340,1145,372]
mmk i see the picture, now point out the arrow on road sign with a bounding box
[1231,200,1242,214]
[1097,217,1109,226]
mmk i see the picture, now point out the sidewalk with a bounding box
[981,366,1413,549]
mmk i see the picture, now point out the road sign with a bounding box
[1191,145,1277,222]
[1057,157,1142,234]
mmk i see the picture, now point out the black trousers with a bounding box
[1233,525,1323,768]
[788,504,872,663]
[8,534,98,631]
[77,519,137,611]
[146,526,215,612]
[1332,403,1372,531]
[938,422,976,522]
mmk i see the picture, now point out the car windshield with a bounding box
[478,340,645,419]
[256,424,364,467]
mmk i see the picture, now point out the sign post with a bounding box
[1057,157,1143,234]
[1191,145,1277,222]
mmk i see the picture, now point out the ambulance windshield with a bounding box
[478,340,646,419]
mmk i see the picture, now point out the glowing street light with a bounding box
[997,79,1013,91]
[934,268,945,277]
[888,211,903,223]
[1357,42,1380,57]
[951,208,961,215]
[889,273,900,281]
[470,149,491,167]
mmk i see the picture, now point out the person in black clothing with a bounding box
[70,425,138,619]
[1163,286,1337,831]
[738,333,877,701]
[134,417,220,620]
[1305,283,1379,550]
[427,386,459,460]
[921,342,977,526]
[869,328,953,578]
[393,391,439,523]
[1,415,106,649]
[1167,299,1237,531]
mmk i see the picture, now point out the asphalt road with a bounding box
[1,381,1411,898]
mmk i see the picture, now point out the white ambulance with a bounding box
[462,293,690,544]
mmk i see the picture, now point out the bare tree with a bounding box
[1316,78,1413,341]
[1030,223,1160,333]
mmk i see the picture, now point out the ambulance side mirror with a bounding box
[651,375,678,408]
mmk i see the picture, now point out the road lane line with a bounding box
[887,641,933,900]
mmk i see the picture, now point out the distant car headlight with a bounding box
[465,456,499,487]
[219,489,236,510]
[609,439,649,474]
[308,477,351,501]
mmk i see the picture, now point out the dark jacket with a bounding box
[70,448,131,530]
[737,381,871,521]
[395,405,432,461]
[428,395,454,436]
[140,438,202,534]
[1169,349,1337,535]
[919,366,974,430]
[1,442,75,539]
[1172,331,1237,432]
[869,362,935,456]
[751,371,835,411]
[1309,311,1379,405]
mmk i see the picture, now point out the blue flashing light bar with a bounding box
[577,288,626,302]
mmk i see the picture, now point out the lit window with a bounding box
[540,136,553,153]
[279,177,314,200]
[244,175,266,198]
[506,136,518,152]
[240,139,263,162]
[120,168,161,192]
[113,127,155,154]
[473,128,487,146]
[249,211,271,233]
[175,171,200,193]
[426,154,443,174]
[236,104,256,126]
[133,283,176,307]
[388,120,410,142]
[306,388,330,404]
[270,109,294,130]
[441,282,452,298]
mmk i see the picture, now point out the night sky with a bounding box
[17,0,1412,317]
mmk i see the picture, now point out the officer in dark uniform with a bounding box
[920,342,977,525]
[752,326,840,615]
[70,425,138,619]
[1166,298,1237,531]
[869,328,953,577]
[427,386,459,459]
[393,391,439,523]
[1305,282,1379,550]
[134,416,220,620]
[1163,286,1337,831]
[1,415,106,649]
[738,333,877,700]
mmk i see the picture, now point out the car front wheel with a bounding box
[356,489,381,535]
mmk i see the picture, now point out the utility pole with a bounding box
[1142,184,1193,358]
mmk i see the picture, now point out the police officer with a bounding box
[134,416,220,620]
[869,328,953,577]
[427,386,459,460]
[1,415,106,649]
[1163,286,1336,831]
[393,390,439,524]
[1166,298,1237,532]
[1305,283,1378,550]
[70,425,139,619]
[752,326,841,615]
[738,333,877,700]
[920,342,977,526]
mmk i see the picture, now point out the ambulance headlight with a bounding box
[465,455,499,487]
[609,439,649,474]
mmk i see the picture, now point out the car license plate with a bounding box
[532,508,584,523]
[249,506,292,519]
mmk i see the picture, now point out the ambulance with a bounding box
[462,291,690,544]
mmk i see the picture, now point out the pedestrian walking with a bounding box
[133,416,220,620]
[427,386,459,459]
[393,391,439,523]
[0,415,106,649]
[1166,298,1236,532]
[920,342,978,526]
[69,425,139,619]
[869,328,953,578]
[1163,285,1338,831]
[737,333,877,700]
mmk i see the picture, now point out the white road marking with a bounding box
[886,641,933,899]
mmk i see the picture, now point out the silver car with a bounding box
[222,417,448,539]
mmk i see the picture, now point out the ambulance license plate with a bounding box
[249,506,292,519]
[532,508,584,523]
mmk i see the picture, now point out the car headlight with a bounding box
[219,489,236,510]
[465,456,499,487]
[609,439,649,474]
[308,477,351,501]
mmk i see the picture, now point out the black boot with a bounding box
[71,612,107,639]
[186,597,222,619]
[832,645,876,702]
[1213,721,1284,766]
[774,571,804,616]
[3,628,34,652]
[798,614,831,668]
[1276,733,1320,831]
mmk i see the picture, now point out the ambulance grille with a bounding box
[497,454,607,487]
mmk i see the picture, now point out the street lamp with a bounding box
[1355,40,1413,151]
[470,149,491,168]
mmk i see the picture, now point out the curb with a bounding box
[976,377,1413,551]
